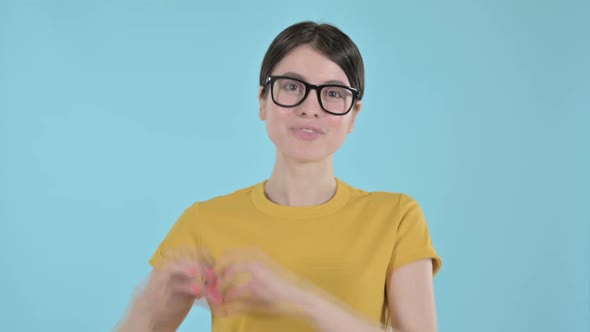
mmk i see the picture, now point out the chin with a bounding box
[282,148,333,164]
[270,135,339,164]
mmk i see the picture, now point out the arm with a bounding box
[386,259,438,332]
[115,269,197,332]
[300,259,437,332]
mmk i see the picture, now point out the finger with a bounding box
[200,268,222,305]
[158,248,237,305]
[173,279,208,298]
[222,280,255,302]
[165,263,212,298]
[217,252,264,278]
[165,260,203,281]
[218,261,251,279]
[203,266,218,286]
[217,263,254,294]
[205,289,223,306]
[158,262,212,299]
[166,261,222,303]
[216,249,279,283]
[159,251,214,279]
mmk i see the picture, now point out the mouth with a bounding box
[291,126,325,134]
[290,126,325,141]
[301,128,319,134]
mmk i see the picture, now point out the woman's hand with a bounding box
[211,248,392,332]
[146,249,222,306]
[119,247,222,331]
[214,248,311,318]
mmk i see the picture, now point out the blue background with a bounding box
[1,0,588,331]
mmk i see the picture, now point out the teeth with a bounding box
[302,128,315,133]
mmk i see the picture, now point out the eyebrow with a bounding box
[279,72,348,86]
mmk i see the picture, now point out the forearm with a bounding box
[115,295,186,332]
[296,289,386,332]
[297,290,426,332]
[115,300,158,332]
[116,314,152,332]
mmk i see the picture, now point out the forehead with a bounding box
[271,44,350,86]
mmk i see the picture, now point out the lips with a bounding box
[290,125,325,141]
[299,128,320,134]
[291,125,325,134]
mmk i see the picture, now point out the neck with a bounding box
[264,152,337,207]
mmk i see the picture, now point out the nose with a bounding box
[295,89,323,118]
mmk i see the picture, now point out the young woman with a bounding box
[117,21,442,332]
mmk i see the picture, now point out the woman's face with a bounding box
[259,44,361,164]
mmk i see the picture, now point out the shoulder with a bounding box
[341,179,420,210]
[185,182,260,212]
[169,182,259,229]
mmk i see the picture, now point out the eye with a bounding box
[285,83,299,91]
[279,79,304,93]
[324,87,347,99]
[327,90,343,98]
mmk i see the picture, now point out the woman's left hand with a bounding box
[213,248,312,318]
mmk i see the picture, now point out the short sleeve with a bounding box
[148,202,202,270]
[388,194,442,277]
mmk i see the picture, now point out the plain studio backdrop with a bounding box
[0,1,588,331]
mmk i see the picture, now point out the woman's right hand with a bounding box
[118,248,221,332]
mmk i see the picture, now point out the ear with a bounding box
[259,86,267,121]
[347,100,362,133]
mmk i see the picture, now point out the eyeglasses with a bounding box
[262,76,360,116]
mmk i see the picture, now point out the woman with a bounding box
[117,21,442,332]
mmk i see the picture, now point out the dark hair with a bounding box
[260,21,365,101]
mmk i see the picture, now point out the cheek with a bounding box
[326,116,353,136]
[264,107,288,139]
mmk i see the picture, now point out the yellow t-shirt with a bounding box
[149,178,442,331]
